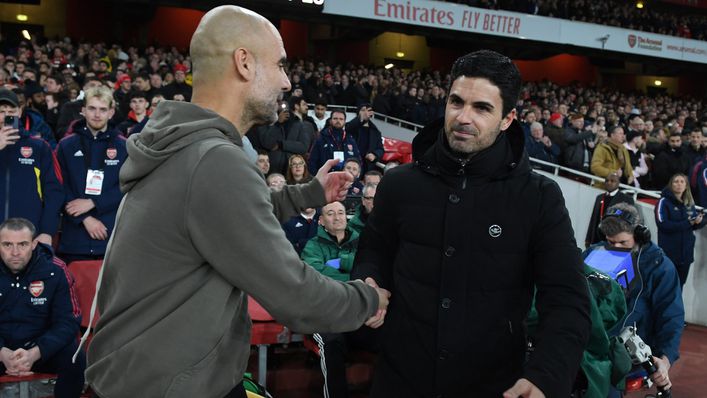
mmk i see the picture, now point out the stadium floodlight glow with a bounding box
[636,1,644,8]
[21,30,31,40]
[654,80,662,86]
[385,63,394,69]
[16,14,28,21]
[396,51,405,58]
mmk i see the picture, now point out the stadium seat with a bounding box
[0,373,57,398]
[67,260,103,328]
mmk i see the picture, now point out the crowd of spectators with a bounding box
[1,34,706,268]
[445,0,707,41]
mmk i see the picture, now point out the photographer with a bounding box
[583,203,684,395]
[0,89,63,246]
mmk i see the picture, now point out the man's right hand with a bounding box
[650,355,672,389]
[364,277,390,329]
[83,216,109,240]
[0,125,20,150]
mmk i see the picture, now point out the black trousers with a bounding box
[313,328,380,398]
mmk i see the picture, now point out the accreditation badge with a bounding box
[85,169,104,195]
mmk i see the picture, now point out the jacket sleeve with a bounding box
[655,198,691,232]
[351,171,399,290]
[186,145,378,334]
[36,260,81,359]
[258,125,279,151]
[649,256,684,364]
[590,145,613,178]
[370,124,385,159]
[281,122,311,156]
[270,179,327,223]
[634,153,649,178]
[37,141,64,236]
[56,141,88,225]
[300,238,348,282]
[523,178,591,397]
[308,138,323,175]
[564,129,593,144]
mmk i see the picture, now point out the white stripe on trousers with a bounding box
[313,333,331,398]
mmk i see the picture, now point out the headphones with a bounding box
[603,207,651,246]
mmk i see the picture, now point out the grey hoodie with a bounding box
[85,101,378,398]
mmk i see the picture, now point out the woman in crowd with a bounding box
[285,154,312,185]
[655,173,705,288]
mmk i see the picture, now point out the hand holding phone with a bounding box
[0,120,20,150]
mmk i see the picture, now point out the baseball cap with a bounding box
[0,88,19,107]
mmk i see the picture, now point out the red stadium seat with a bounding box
[67,260,103,328]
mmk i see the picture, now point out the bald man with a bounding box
[84,6,388,398]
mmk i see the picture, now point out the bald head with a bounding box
[189,5,291,133]
[190,6,278,86]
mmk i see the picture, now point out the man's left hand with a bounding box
[503,378,545,398]
[316,158,354,203]
[65,198,95,217]
[365,153,376,162]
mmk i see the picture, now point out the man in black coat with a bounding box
[345,103,385,174]
[584,172,635,248]
[352,50,590,398]
[652,133,691,190]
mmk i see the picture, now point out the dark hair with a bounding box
[598,203,639,237]
[0,218,36,237]
[344,157,360,166]
[256,149,269,156]
[449,50,521,116]
[47,73,65,86]
[128,89,148,102]
[364,170,383,179]
[330,108,346,118]
[288,95,305,111]
[608,125,623,135]
[136,72,150,81]
[314,100,327,108]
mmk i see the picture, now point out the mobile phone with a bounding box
[4,115,19,130]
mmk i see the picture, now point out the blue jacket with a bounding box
[22,108,57,149]
[0,243,81,359]
[55,121,127,255]
[0,129,63,236]
[655,188,705,266]
[282,212,320,254]
[308,127,361,175]
[584,242,684,364]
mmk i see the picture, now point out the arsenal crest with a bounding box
[29,281,44,297]
[20,147,32,158]
[628,34,636,48]
[106,148,117,160]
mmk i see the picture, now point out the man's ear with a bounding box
[233,48,255,82]
[500,108,517,131]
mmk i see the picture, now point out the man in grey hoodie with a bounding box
[85,6,389,398]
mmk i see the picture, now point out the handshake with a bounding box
[363,277,390,329]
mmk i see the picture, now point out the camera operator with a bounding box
[583,203,684,396]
